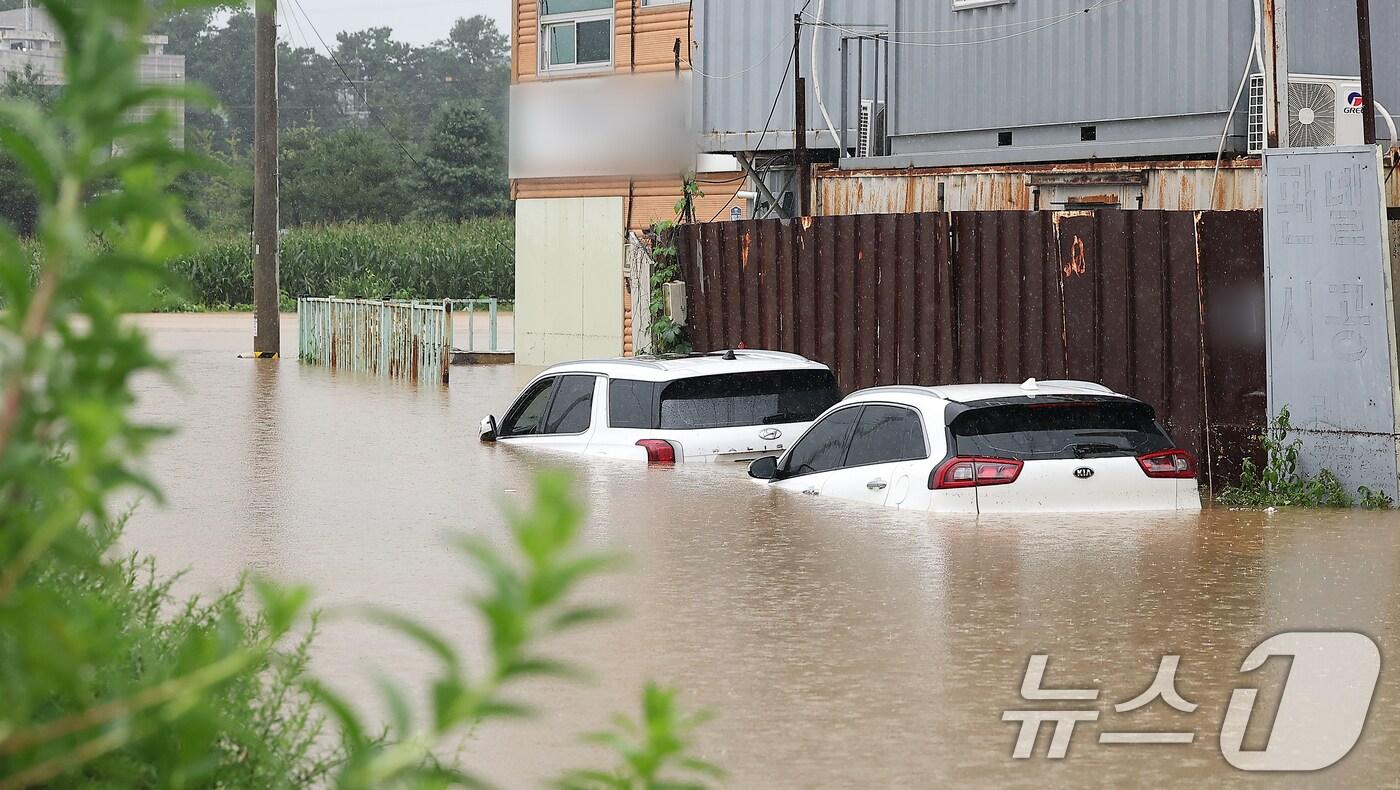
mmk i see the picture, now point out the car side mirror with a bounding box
[479,415,498,443]
[749,455,780,481]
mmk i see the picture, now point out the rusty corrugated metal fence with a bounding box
[298,298,453,384]
[678,210,1267,489]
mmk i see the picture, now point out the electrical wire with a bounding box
[282,0,313,52]
[808,2,1128,37]
[685,36,790,81]
[1209,0,1262,209]
[705,0,813,223]
[286,0,426,171]
[800,0,1127,48]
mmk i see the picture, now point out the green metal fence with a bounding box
[449,298,503,353]
[298,298,453,384]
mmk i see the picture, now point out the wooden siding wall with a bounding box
[514,0,692,84]
[514,174,745,233]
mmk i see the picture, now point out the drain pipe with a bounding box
[1375,100,1398,152]
[811,0,842,155]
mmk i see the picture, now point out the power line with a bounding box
[282,0,312,51]
[685,36,789,81]
[800,0,1127,48]
[706,1,813,224]
[286,0,426,171]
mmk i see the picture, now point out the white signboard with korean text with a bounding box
[1263,146,1400,499]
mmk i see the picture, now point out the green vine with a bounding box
[674,172,704,222]
[1218,407,1395,510]
[646,220,691,355]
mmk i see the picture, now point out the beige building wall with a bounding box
[514,197,626,366]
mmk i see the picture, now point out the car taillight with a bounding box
[1137,449,1196,479]
[636,439,677,465]
[930,457,1023,489]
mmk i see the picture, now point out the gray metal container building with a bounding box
[694,0,1400,168]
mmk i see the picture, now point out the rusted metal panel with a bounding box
[298,298,452,385]
[678,208,1267,487]
[1199,211,1268,489]
[816,160,1269,214]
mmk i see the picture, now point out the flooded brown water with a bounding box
[126,313,1400,788]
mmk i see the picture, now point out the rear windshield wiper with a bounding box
[1072,443,1126,458]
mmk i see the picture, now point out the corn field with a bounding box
[165,220,515,307]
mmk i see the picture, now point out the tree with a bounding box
[417,102,509,221]
[280,126,414,225]
[0,69,57,237]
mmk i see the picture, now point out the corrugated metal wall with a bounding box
[694,0,893,151]
[892,0,1245,138]
[678,209,1267,488]
[693,0,1400,162]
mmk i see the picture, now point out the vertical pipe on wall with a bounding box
[1261,0,1290,148]
[794,15,810,217]
[1356,0,1378,146]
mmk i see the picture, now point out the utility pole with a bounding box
[1261,0,1290,148]
[252,0,281,358]
[793,14,810,217]
[1356,0,1377,146]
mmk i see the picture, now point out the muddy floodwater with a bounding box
[125,313,1400,788]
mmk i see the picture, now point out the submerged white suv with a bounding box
[748,380,1202,513]
[480,351,842,464]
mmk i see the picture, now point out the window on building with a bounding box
[540,0,613,73]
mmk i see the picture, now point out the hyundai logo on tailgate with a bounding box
[1074,467,1095,480]
[759,428,783,441]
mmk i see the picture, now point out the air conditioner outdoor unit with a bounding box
[857,99,887,158]
[1247,73,1365,154]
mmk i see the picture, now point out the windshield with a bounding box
[950,397,1176,461]
[657,370,841,430]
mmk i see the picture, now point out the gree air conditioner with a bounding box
[856,99,887,158]
[1247,73,1366,153]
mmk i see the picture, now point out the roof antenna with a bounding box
[722,349,737,361]
[1020,377,1039,392]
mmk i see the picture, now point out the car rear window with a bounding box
[950,398,1175,461]
[657,370,841,430]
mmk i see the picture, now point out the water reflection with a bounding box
[126,314,1400,787]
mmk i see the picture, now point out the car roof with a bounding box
[538,350,831,383]
[839,380,1126,408]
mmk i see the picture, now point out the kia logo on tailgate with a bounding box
[1074,467,1095,480]
[759,428,782,441]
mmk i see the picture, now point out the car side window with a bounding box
[782,407,861,477]
[500,378,556,437]
[844,405,928,467]
[609,379,656,429]
[542,375,596,435]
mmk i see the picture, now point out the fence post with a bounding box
[465,300,474,353]
[489,298,499,353]
[442,300,453,384]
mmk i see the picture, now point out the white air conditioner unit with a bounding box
[1247,73,1366,154]
[856,99,887,158]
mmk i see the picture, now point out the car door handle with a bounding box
[867,479,888,491]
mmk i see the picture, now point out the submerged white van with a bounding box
[480,351,842,464]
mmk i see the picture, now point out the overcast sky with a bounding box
[284,0,512,47]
